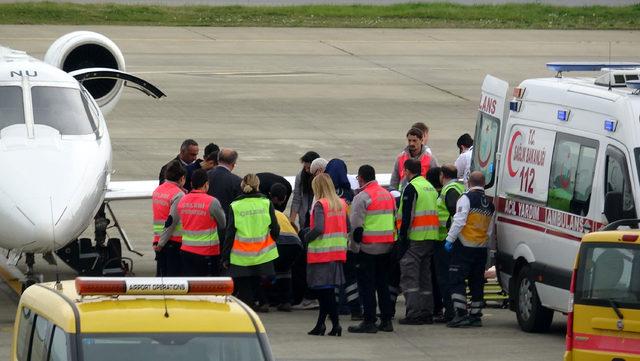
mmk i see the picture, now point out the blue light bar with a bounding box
[546,62,640,73]
[557,110,569,121]
[604,120,617,132]
[509,100,521,112]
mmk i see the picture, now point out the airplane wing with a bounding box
[105,180,157,201]
[105,173,392,202]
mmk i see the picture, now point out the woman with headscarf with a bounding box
[325,159,354,203]
[324,158,362,320]
[223,174,280,312]
[305,174,350,336]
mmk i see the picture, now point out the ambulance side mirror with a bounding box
[604,192,623,223]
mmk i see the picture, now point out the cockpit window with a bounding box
[31,86,97,135]
[0,86,25,130]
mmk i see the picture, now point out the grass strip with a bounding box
[0,2,639,29]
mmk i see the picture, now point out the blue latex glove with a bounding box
[444,239,454,253]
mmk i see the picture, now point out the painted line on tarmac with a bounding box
[319,39,470,101]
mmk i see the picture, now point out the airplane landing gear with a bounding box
[22,253,43,291]
[55,203,138,276]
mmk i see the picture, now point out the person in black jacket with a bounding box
[257,172,292,212]
[159,139,199,185]
[207,148,242,216]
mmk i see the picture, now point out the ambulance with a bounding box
[564,219,640,361]
[12,277,274,361]
[471,63,640,333]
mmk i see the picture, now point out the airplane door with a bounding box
[69,67,166,99]
[471,75,509,197]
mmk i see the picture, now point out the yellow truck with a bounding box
[12,277,274,361]
[565,220,640,361]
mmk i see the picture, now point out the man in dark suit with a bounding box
[207,148,242,215]
[257,172,292,212]
[159,139,199,185]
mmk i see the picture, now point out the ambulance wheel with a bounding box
[515,266,553,333]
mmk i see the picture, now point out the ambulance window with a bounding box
[31,316,52,361]
[48,327,68,361]
[547,134,597,216]
[0,86,25,130]
[606,146,636,218]
[16,307,35,361]
[31,86,97,135]
[471,112,500,188]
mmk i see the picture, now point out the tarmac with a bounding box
[1,25,639,360]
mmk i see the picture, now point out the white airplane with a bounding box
[0,30,400,288]
[0,31,163,286]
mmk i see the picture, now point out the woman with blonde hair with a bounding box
[304,173,350,336]
[223,173,280,312]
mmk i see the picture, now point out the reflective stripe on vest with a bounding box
[459,191,495,248]
[396,151,431,186]
[396,176,439,241]
[230,197,279,266]
[152,181,183,244]
[436,181,465,240]
[362,182,396,244]
[177,190,219,256]
[308,198,347,264]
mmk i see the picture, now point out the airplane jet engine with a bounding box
[44,31,125,115]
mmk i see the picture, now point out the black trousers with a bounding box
[357,252,393,323]
[433,241,453,317]
[449,241,487,317]
[155,241,182,277]
[234,276,263,308]
[341,251,362,314]
[180,251,220,277]
[273,244,303,304]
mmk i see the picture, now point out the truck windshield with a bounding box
[81,333,266,361]
[31,86,97,135]
[0,86,25,130]
[575,243,640,310]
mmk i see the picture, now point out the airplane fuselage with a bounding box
[0,48,112,253]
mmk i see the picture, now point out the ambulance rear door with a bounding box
[471,75,510,198]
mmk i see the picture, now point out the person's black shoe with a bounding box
[468,316,483,327]
[308,324,326,336]
[398,317,424,325]
[254,304,269,313]
[446,315,472,328]
[328,325,342,336]
[421,316,434,324]
[277,303,292,312]
[348,322,378,334]
[377,320,394,332]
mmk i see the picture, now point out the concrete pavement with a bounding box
[1,25,639,360]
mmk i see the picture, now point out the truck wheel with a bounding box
[515,266,554,333]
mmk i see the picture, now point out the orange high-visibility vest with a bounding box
[152,181,183,245]
[362,182,396,244]
[177,190,220,256]
[396,151,431,182]
[307,198,348,264]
